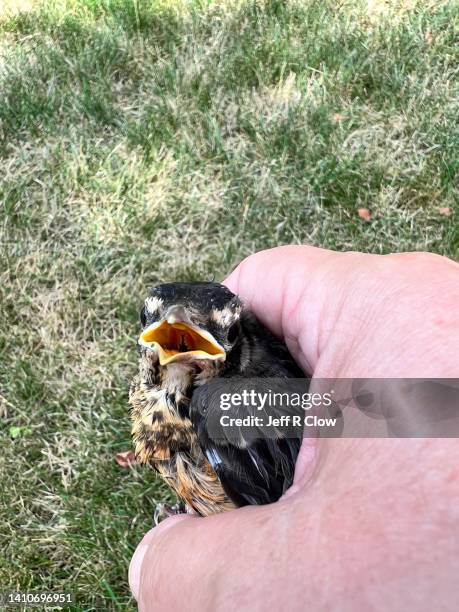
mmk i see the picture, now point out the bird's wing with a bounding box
[189,377,307,507]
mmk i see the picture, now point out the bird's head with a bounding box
[138,282,243,368]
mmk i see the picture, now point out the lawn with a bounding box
[0,0,457,609]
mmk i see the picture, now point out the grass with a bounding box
[0,0,457,609]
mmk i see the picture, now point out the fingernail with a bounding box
[129,544,148,601]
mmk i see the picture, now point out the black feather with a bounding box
[136,280,309,510]
[190,310,309,507]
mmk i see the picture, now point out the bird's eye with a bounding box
[227,321,240,343]
[140,306,147,328]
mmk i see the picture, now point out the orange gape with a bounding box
[139,319,225,365]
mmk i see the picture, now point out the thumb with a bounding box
[223,245,340,374]
[128,504,265,610]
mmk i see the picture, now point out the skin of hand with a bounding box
[129,246,459,611]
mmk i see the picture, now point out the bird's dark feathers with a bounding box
[223,310,305,378]
[190,376,307,507]
[131,281,309,514]
[189,309,307,507]
[149,281,238,312]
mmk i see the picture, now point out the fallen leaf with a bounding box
[425,29,433,45]
[115,450,136,468]
[358,208,372,222]
[437,207,451,217]
[332,113,345,123]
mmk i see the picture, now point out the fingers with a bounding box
[131,442,459,611]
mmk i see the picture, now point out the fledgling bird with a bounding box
[129,282,308,518]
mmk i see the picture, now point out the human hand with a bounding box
[129,246,459,611]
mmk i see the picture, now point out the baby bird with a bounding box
[129,282,307,518]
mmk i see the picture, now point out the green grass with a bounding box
[0,0,458,608]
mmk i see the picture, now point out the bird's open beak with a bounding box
[138,314,225,366]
